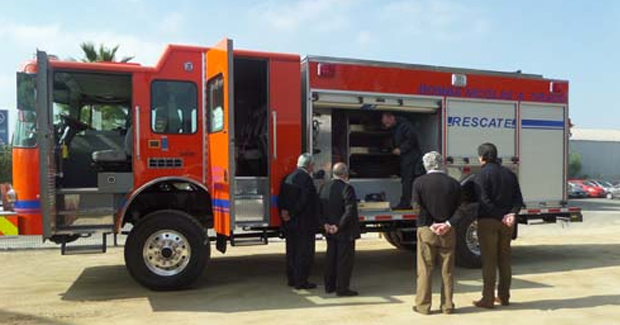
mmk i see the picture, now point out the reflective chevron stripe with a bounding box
[0,216,18,235]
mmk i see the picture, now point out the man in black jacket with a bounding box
[319,163,360,297]
[472,143,524,309]
[279,153,320,290]
[382,112,423,210]
[412,151,462,315]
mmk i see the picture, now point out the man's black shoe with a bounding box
[337,289,359,297]
[295,282,317,290]
[287,281,295,287]
[325,288,335,294]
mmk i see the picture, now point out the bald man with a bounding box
[319,163,361,296]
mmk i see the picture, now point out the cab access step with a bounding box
[229,230,270,247]
[59,232,117,255]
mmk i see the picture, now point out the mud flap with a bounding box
[216,233,228,253]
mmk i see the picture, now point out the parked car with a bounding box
[589,180,616,199]
[604,184,620,199]
[568,182,588,199]
[568,179,606,198]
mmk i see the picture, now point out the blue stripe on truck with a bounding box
[521,119,564,130]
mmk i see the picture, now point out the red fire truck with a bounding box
[11,38,582,290]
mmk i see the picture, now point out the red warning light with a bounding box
[317,63,335,78]
[550,82,567,94]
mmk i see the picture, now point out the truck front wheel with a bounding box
[455,216,482,268]
[124,210,210,290]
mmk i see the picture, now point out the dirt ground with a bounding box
[1,199,619,325]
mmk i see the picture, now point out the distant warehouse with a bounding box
[570,128,620,180]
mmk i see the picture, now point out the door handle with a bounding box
[135,105,140,160]
[272,111,277,159]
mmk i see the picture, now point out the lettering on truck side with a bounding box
[448,116,516,129]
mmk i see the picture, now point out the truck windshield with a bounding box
[14,73,37,148]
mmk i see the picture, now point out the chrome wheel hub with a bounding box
[143,230,191,276]
[466,220,481,256]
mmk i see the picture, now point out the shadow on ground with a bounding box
[60,242,620,313]
[0,308,74,325]
[456,294,620,314]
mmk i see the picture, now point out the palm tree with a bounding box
[79,42,134,63]
[78,42,134,130]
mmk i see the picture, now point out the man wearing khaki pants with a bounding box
[473,143,524,309]
[412,151,462,315]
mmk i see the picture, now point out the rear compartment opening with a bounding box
[234,57,268,177]
[311,95,441,205]
[231,57,271,225]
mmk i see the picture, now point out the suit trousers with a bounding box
[285,224,316,287]
[324,237,356,293]
[478,218,513,303]
[416,226,456,313]
[399,157,416,207]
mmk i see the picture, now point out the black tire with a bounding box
[49,234,81,244]
[124,209,210,291]
[382,231,400,248]
[383,230,415,251]
[455,216,482,268]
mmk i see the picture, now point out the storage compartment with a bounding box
[97,172,134,193]
[311,93,441,205]
[313,108,440,178]
[234,177,270,225]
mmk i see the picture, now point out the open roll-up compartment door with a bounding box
[312,91,441,113]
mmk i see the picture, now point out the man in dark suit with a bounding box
[412,151,462,315]
[473,143,524,309]
[319,163,360,297]
[382,112,423,210]
[278,153,320,290]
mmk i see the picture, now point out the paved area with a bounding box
[0,199,619,325]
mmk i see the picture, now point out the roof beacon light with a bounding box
[550,82,567,94]
[452,74,467,87]
[317,63,335,78]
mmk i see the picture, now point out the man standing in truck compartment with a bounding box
[319,163,361,297]
[412,151,462,315]
[278,153,320,290]
[473,143,524,309]
[382,112,423,210]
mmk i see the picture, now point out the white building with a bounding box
[570,128,620,180]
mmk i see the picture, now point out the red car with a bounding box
[568,180,606,198]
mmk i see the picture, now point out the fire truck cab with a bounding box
[12,38,582,290]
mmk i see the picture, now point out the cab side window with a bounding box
[208,75,224,133]
[151,80,198,134]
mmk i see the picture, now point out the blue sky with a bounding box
[1,0,618,135]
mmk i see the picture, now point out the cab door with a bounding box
[35,50,57,239]
[206,38,235,237]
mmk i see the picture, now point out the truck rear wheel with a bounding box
[124,209,210,291]
[455,216,482,268]
[382,230,415,251]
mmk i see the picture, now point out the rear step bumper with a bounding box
[519,206,583,224]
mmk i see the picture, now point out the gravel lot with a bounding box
[0,199,619,325]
